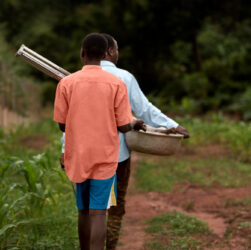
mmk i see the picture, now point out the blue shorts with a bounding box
[73,174,117,210]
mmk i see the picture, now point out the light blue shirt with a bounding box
[61,60,178,162]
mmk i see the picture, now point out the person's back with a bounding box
[55,65,132,182]
[98,33,189,250]
[53,33,146,250]
[102,62,133,89]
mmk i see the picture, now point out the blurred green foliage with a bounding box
[41,81,57,106]
[0,0,250,119]
[135,114,251,193]
[0,114,250,248]
[145,212,210,249]
[0,119,79,249]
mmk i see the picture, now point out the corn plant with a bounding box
[0,153,59,248]
[0,183,36,248]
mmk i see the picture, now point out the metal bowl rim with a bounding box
[130,130,184,138]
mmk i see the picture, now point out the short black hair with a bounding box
[101,33,116,50]
[81,33,108,60]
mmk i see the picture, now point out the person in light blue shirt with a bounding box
[60,33,189,250]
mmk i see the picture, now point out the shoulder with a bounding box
[103,66,135,85]
[59,70,81,86]
[115,67,134,81]
[101,69,125,86]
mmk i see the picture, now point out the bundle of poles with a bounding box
[16,45,70,80]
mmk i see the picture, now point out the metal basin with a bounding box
[125,129,183,156]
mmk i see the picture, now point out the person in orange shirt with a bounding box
[53,33,144,250]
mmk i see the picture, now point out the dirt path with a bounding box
[117,153,251,250]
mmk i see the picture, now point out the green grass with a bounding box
[0,119,79,249]
[135,157,251,192]
[5,195,79,250]
[239,222,251,227]
[144,211,211,249]
[13,197,79,250]
[0,114,250,249]
[134,113,251,192]
[224,198,251,208]
[137,115,251,249]
[176,113,251,162]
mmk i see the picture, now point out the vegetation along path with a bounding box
[117,148,251,250]
[1,116,250,249]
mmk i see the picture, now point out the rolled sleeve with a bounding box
[53,80,68,124]
[115,81,133,127]
[129,76,178,129]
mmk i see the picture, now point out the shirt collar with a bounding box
[101,60,116,67]
[82,65,102,70]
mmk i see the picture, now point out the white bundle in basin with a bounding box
[125,125,183,155]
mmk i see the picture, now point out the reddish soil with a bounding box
[21,135,48,151]
[177,143,233,159]
[117,151,251,250]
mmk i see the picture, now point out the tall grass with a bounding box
[145,211,211,249]
[134,113,251,192]
[176,113,251,162]
[0,115,250,249]
[0,119,78,249]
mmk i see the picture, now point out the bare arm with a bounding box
[117,123,131,133]
[128,75,179,129]
[118,119,145,133]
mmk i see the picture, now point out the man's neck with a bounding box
[103,57,116,64]
[82,57,101,65]
[84,59,100,65]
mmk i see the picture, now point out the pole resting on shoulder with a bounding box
[16,44,71,80]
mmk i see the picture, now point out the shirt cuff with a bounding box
[166,120,179,129]
[117,116,133,127]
